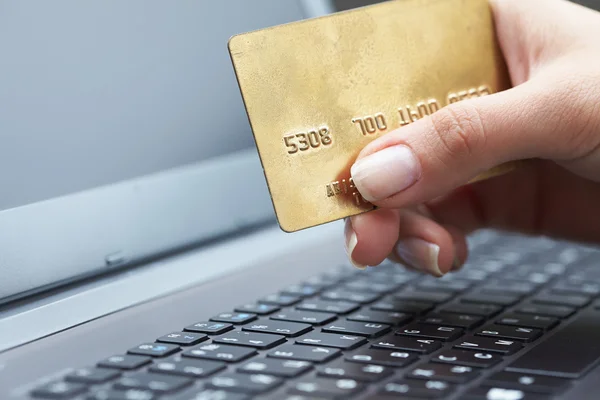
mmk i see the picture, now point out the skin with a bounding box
[345,0,600,275]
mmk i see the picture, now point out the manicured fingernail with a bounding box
[395,238,443,276]
[351,144,421,202]
[344,219,366,270]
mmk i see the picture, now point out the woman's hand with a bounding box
[345,0,600,276]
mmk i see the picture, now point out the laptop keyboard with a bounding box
[28,232,600,400]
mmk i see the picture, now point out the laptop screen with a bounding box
[0,0,309,211]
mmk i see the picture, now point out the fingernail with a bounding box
[344,219,366,270]
[351,144,421,202]
[395,238,443,276]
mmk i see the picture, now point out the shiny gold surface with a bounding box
[229,0,513,232]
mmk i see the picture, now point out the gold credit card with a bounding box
[228,0,512,232]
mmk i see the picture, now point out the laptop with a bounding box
[1,0,600,399]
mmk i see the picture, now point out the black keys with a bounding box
[531,292,591,308]
[460,293,520,307]
[210,312,257,325]
[296,332,367,350]
[238,358,312,378]
[347,310,411,326]
[98,355,151,370]
[171,390,247,400]
[86,389,157,400]
[114,372,192,393]
[464,387,550,400]
[515,304,575,319]
[480,281,536,296]
[497,313,558,330]
[182,343,256,363]
[150,359,225,378]
[322,321,390,337]
[270,310,336,325]
[438,303,502,318]
[281,283,321,297]
[128,343,179,358]
[397,323,463,341]
[243,319,312,337]
[416,278,472,292]
[267,344,340,363]
[259,294,301,307]
[206,373,282,394]
[184,321,233,335]
[66,367,120,384]
[371,297,434,314]
[454,335,523,355]
[30,382,86,399]
[475,325,542,342]
[157,332,207,346]
[234,303,280,315]
[321,289,380,304]
[431,349,502,368]
[344,279,401,294]
[288,377,365,398]
[393,289,454,304]
[407,363,479,383]
[506,310,600,378]
[316,360,393,382]
[296,299,359,314]
[372,334,442,354]
[420,312,483,329]
[346,348,419,367]
[552,280,600,296]
[380,380,454,398]
[484,371,570,394]
[213,331,286,349]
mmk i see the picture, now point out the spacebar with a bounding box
[506,309,600,379]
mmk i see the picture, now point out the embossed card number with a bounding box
[284,127,332,154]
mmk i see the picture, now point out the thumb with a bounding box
[350,77,587,208]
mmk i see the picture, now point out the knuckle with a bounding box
[426,102,487,159]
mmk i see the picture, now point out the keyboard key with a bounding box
[296,332,366,350]
[270,310,336,325]
[344,279,401,294]
[287,378,365,398]
[184,321,233,335]
[282,284,321,297]
[416,278,472,292]
[316,360,393,382]
[267,344,340,363]
[420,312,483,329]
[460,293,520,307]
[213,331,286,349]
[464,387,550,400]
[320,290,380,304]
[531,292,591,308]
[346,348,419,367]
[454,335,523,355]
[149,359,225,378]
[393,289,454,304]
[506,310,600,378]
[438,303,502,318]
[480,281,536,296]
[210,312,257,325]
[182,343,256,363]
[259,294,301,307]
[156,332,207,346]
[407,363,479,383]
[322,320,390,337]
[171,390,247,400]
[379,379,454,398]
[115,372,192,393]
[98,355,151,370]
[497,313,558,330]
[431,349,502,368]
[551,281,600,296]
[243,319,312,337]
[475,325,542,342]
[296,299,359,314]
[371,298,434,314]
[206,373,282,394]
[65,367,120,384]
[396,323,463,341]
[30,381,86,399]
[128,343,179,358]
[372,334,442,354]
[234,303,280,315]
[347,310,411,326]
[86,389,157,400]
[484,371,570,394]
[515,304,575,319]
[238,358,312,378]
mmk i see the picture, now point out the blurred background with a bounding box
[336,0,600,11]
